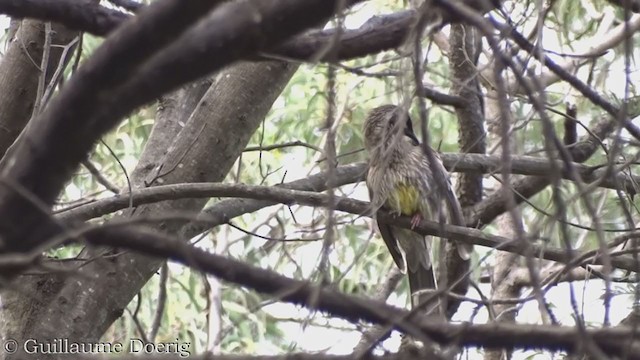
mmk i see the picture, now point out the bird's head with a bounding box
[363,105,420,155]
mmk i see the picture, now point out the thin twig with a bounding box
[147,262,168,342]
[81,159,120,194]
[31,22,52,119]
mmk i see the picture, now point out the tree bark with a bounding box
[448,23,484,316]
[0,20,77,157]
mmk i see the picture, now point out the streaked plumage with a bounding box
[363,104,444,307]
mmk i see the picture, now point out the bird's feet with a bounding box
[410,213,422,229]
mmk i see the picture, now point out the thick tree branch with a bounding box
[132,78,213,183]
[61,225,640,357]
[449,25,485,208]
[0,0,226,253]
[447,22,485,317]
[0,0,359,256]
[0,2,498,63]
[1,60,300,355]
[0,21,78,158]
[0,0,129,36]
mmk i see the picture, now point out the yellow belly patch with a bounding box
[388,183,420,216]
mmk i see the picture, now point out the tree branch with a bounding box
[0,2,499,63]
[64,225,640,357]
[496,19,640,141]
[0,21,78,158]
[0,0,129,36]
[58,152,640,224]
[0,0,360,257]
[468,114,617,227]
[43,182,640,273]
[107,0,144,13]
[0,0,226,254]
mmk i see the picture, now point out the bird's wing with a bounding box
[368,183,405,271]
[417,147,472,315]
[376,221,406,272]
[428,151,473,261]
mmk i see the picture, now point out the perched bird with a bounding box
[363,104,467,309]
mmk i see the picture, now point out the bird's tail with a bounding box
[407,262,437,310]
[399,229,438,312]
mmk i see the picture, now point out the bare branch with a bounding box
[81,159,120,194]
[420,84,468,107]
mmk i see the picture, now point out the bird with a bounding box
[363,104,468,310]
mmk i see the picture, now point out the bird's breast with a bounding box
[388,182,421,216]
